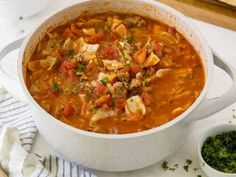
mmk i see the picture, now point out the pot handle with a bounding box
[0,38,26,100]
[189,50,236,121]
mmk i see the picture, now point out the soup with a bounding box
[26,12,205,134]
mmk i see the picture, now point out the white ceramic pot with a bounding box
[1,0,236,172]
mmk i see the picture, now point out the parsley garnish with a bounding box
[140,63,145,68]
[126,36,132,43]
[183,165,189,172]
[52,82,62,93]
[186,159,192,165]
[77,64,85,72]
[91,107,98,114]
[124,62,131,67]
[161,161,169,171]
[85,85,94,94]
[104,24,109,31]
[60,39,65,46]
[100,77,108,85]
[68,49,75,58]
[71,87,78,94]
[161,161,178,172]
[201,131,236,173]
[79,54,84,62]
[183,159,192,172]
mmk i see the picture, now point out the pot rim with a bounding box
[18,0,213,139]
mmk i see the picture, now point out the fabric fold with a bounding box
[0,90,96,177]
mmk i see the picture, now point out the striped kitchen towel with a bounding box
[0,90,96,177]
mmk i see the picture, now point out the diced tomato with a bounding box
[51,48,59,58]
[70,23,82,37]
[115,99,126,109]
[107,32,117,41]
[61,60,76,70]
[167,26,176,34]
[151,40,158,52]
[61,28,77,40]
[68,70,76,81]
[63,101,74,117]
[120,67,130,73]
[98,43,119,60]
[130,63,143,75]
[96,94,111,106]
[86,31,104,44]
[59,60,77,77]
[151,40,163,58]
[147,23,153,32]
[101,103,109,110]
[148,66,156,73]
[86,61,96,70]
[93,82,107,96]
[133,47,147,64]
[141,91,153,106]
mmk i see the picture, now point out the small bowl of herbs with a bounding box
[198,123,236,177]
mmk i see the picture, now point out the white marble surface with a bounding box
[0,0,236,177]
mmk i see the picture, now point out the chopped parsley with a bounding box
[186,159,192,165]
[68,49,75,58]
[60,39,65,46]
[201,131,236,174]
[126,35,132,43]
[169,164,178,171]
[140,63,145,68]
[91,107,98,114]
[161,161,169,171]
[124,62,131,67]
[186,75,193,80]
[161,161,178,172]
[77,64,86,72]
[111,98,118,105]
[161,159,202,177]
[84,85,94,100]
[183,165,189,172]
[85,85,94,94]
[79,54,84,62]
[71,87,78,94]
[104,23,109,31]
[52,82,62,93]
[183,159,192,172]
[100,77,108,85]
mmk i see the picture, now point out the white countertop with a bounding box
[0,0,236,177]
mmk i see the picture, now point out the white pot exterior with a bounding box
[17,0,213,171]
[32,107,188,171]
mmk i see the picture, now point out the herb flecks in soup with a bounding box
[26,13,205,134]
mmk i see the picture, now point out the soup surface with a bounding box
[26,12,205,134]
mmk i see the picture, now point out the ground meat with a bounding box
[117,71,130,83]
[124,16,146,27]
[136,72,143,79]
[129,78,142,95]
[130,78,142,89]
[113,82,128,99]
